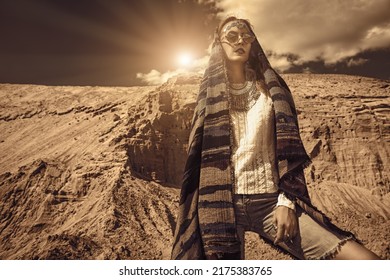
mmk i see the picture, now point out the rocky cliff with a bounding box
[0,74,389,259]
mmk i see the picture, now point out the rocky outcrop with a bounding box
[288,75,390,195]
[0,74,389,259]
[121,79,200,186]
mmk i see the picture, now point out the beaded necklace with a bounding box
[228,78,260,111]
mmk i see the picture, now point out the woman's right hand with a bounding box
[272,206,298,244]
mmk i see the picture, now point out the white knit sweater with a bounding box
[231,88,279,194]
[230,87,295,209]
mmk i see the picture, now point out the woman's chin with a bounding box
[227,56,249,64]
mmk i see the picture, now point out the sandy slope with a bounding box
[0,74,389,259]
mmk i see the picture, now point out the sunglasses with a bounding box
[222,31,255,45]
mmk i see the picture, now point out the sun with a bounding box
[177,52,193,67]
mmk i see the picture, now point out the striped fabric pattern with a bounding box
[171,32,353,260]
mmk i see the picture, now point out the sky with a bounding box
[1,0,390,86]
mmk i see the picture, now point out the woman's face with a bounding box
[219,20,254,65]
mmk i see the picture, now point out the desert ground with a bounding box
[0,73,389,259]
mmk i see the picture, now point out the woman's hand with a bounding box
[272,206,298,245]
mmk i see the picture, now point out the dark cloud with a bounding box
[285,48,390,81]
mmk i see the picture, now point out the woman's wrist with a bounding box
[277,192,296,212]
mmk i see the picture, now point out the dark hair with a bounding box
[217,16,266,83]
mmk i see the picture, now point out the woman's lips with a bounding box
[235,48,245,54]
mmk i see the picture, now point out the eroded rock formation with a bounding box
[0,74,389,259]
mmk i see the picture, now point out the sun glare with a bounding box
[177,52,193,67]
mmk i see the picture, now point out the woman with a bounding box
[171,16,380,260]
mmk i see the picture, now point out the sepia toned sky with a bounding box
[1,0,390,86]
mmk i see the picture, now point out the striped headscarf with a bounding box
[171,19,351,260]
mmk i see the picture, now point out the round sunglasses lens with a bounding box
[226,34,239,44]
[243,34,255,44]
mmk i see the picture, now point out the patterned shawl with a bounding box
[171,30,352,260]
